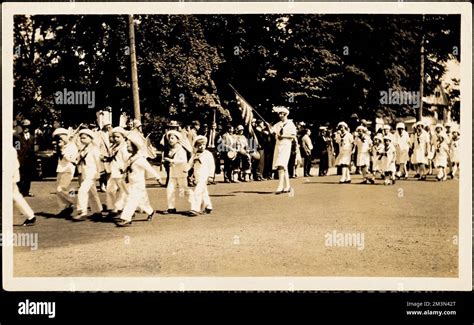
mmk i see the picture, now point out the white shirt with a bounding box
[272,120,297,145]
[168,145,188,178]
[395,131,411,151]
[56,142,78,174]
[77,144,101,179]
[125,153,159,185]
[190,150,216,182]
[355,135,371,154]
[109,142,130,178]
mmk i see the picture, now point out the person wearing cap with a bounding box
[206,121,221,183]
[105,127,131,218]
[382,124,395,143]
[11,146,37,226]
[315,126,333,176]
[381,135,396,185]
[98,123,113,192]
[394,122,410,179]
[115,131,161,227]
[354,126,374,184]
[411,121,430,180]
[163,130,191,214]
[73,128,103,221]
[217,124,238,183]
[159,120,181,187]
[52,127,78,217]
[187,136,215,216]
[269,106,297,193]
[234,125,251,182]
[15,119,36,197]
[300,128,313,177]
[335,121,354,183]
[449,129,460,178]
[371,133,384,178]
[433,132,450,181]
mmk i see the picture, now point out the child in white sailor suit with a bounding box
[371,133,384,178]
[433,132,450,181]
[188,136,215,216]
[449,130,460,178]
[73,129,103,221]
[381,135,396,185]
[335,121,354,183]
[163,130,190,214]
[354,125,374,184]
[105,127,130,218]
[115,131,161,227]
[52,128,78,217]
[12,146,36,226]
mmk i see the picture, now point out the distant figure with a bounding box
[12,146,36,226]
[15,119,36,197]
[300,129,313,177]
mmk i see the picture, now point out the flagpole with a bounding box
[228,83,269,125]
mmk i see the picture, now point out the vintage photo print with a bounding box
[2,2,471,291]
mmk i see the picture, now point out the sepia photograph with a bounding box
[2,2,471,291]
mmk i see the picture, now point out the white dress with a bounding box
[371,143,384,172]
[434,142,449,168]
[381,144,396,173]
[412,131,429,165]
[449,139,459,163]
[394,131,410,164]
[335,132,353,166]
[272,120,297,170]
[355,136,371,167]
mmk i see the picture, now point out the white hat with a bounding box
[396,122,405,129]
[193,135,208,147]
[52,127,69,137]
[112,126,127,136]
[22,119,31,126]
[78,129,95,139]
[273,106,290,115]
[383,135,392,141]
[126,130,146,151]
[356,125,366,132]
[434,123,444,130]
[337,121,348,129]
[166,130,182,140]
[414,121,423,127]
[383,124,391,130]
[374,134,383,141]
[236,125,244,131]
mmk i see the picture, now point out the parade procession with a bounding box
[7,11,464,281]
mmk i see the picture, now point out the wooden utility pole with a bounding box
[128,15,141,122]
[418,15,425,121]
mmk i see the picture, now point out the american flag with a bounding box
[234,90,259,148]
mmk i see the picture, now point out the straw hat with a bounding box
[166,130,182,141]
[112,126,127,136]
[52,128,69,137]
[78,129,95,139]
[193,135,208,147]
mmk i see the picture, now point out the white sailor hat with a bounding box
[383,135,392,141]
[22,119,31,127]
[126,130,146,151]
[193,135,208,147]
[337,121,348,129]
[52,127,69,137]
[112,126,127,136]
[383,124,391,130]
[78,128,95,139]
[166,130,182,140]
[396,122,405,129]
[374,134,383,141]
[356,125,366,132]
[273,106,290,115]
[236,125,244,131]
[434,123,444,130]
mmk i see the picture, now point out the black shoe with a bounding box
[90,213,104,221]
[275,190,284,195]
[147,211,155,221]
[368,178,375,184]
[58,206,74,217]
[115,219,132,227]
[187,210,200,217]
[22,217,36,226]
[162,208,177,215]
[204,207,213,214]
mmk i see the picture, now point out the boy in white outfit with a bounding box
[73,129,103,221]
[335,122,354,183]
[12,146,36,226]
[434,133,450,181]
[116,131,161,227]
[105,127,130,218]
[52,127,78,217]
[188,136,215,216]
[163,130,190,214]
[381,135,396,185]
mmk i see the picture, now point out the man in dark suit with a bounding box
[15,119,36,197]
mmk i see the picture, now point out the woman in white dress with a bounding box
[412,121,430,180]
[269,106,297,194]
[449,129,460,178]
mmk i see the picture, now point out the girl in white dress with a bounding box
[412,122,430,180]
[433,132,449,181]
[355,126,374,184]
[449,129,460,178]
[371,133,384,178]
[394,122,410,179]
[335,122,354,183]
[381,135,396,185]
[269,106,297,194]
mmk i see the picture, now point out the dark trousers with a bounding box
[288,152,297,178]
[319,151,329,176]
[303,153,312,176]
[18,165,34,195]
